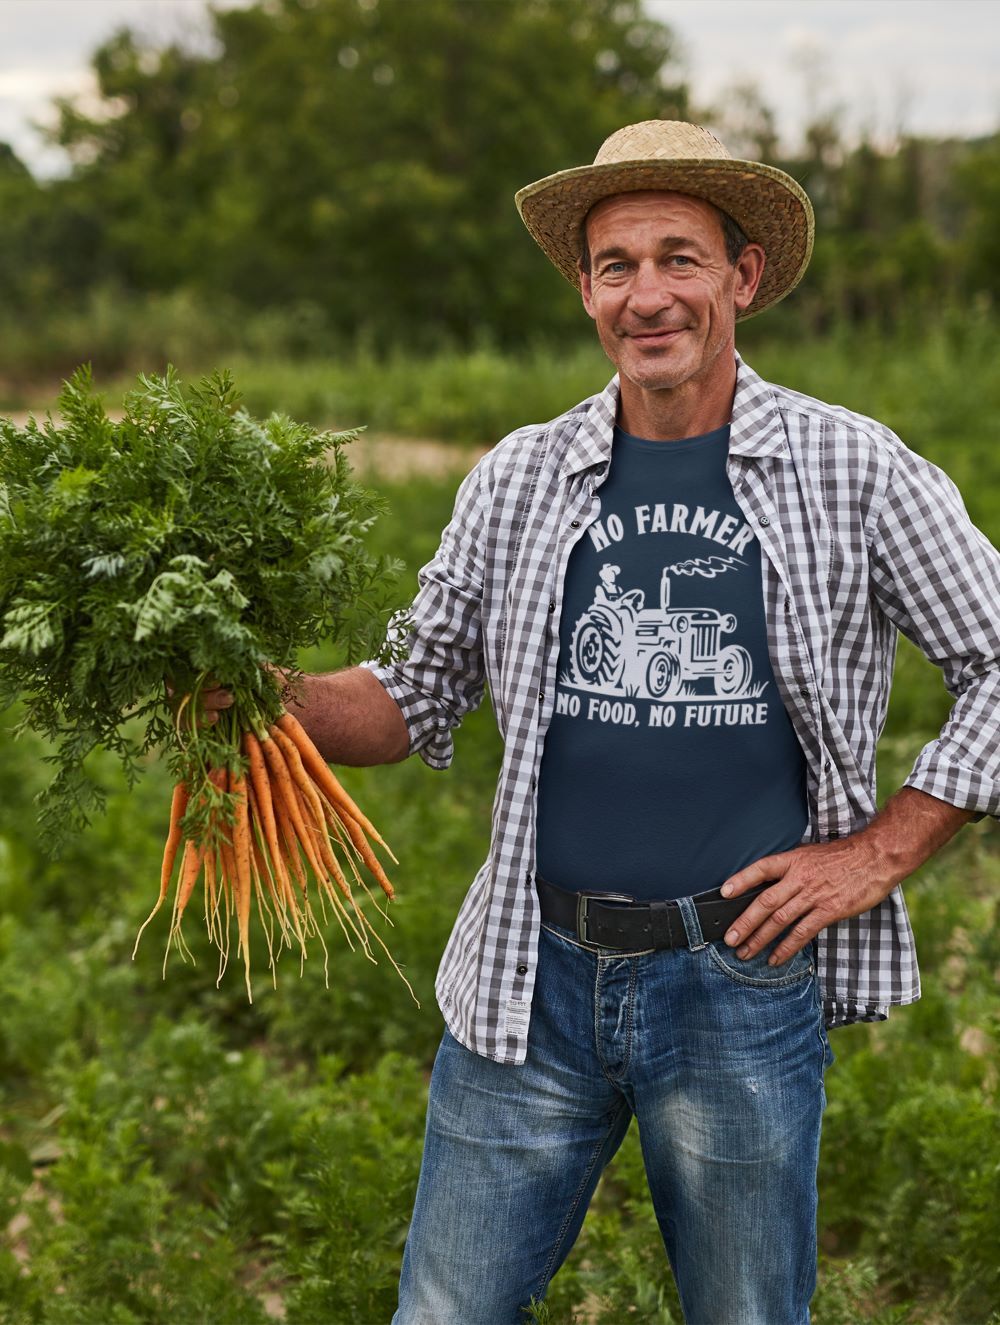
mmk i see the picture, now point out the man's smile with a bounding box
[621,326,689,347]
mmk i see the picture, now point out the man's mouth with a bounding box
[625,327,687,345]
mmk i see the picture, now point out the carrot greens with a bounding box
[0,365,410,997]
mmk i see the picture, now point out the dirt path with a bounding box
[352,434,489,479]
[5,410,488,482]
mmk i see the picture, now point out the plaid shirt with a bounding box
[368,356,1000,1065]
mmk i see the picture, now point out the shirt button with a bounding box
[538,690,545,701]
[828,830,841,839]
[570,519,581,528]
[548,601,556,613]
[759,515,770,527]
[516,964,528,975]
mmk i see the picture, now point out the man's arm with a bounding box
[282,667,410,765]
[724,439,998,964]
[199,666,410,766]
[719,787,975,965]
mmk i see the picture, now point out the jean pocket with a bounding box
[705,936,815,989]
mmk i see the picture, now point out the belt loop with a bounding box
[676,895,707,950]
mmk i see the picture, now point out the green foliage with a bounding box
[955,134,1000,301]
[0,364,402,843]
[265,1053,427,1323]
[224,341,615,445]
[7,0,683,355]
[818,838,1000,1323]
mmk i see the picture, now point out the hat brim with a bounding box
[515,158,814,319]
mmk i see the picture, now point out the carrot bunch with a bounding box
[133,709,415,1005]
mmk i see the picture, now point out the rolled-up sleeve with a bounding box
[869,443,1000,817]
[364,464,487,769]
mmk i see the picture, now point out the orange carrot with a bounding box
[275,711,396,860]
[259,733,329,889]
[262,743,366,956]
[276,802,309,902]
[247,784,292,950]
[325,801,396,901]
[175,837,205,921]
[138,700,411,1000]
[133,780,188,956]
[162,836,205,975]
[269,725,351,894]
[231,769,253,1003]
[244,731,303,947]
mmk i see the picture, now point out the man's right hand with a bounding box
[165,677,234,727]
[198,683,235,724]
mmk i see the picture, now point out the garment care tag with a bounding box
[504,998,532,1038]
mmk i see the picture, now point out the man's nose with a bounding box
[626,261,675,318]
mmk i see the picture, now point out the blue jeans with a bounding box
[394,895,833,1325]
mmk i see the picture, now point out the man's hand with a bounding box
[720,787,977,965]
[719,836,896,966]
[197,683,235,724]
[165,677,233,727]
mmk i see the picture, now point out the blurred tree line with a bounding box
[0,0,998,384]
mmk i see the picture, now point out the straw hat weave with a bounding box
[515,120,814,319]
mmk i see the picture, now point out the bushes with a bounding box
[0,1021,427,1324]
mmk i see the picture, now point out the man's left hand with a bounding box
[719,835,897,965]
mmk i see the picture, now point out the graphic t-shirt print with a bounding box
[566,539,766,726]
[535,426,808,900]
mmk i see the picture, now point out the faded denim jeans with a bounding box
[393,894,834,1325]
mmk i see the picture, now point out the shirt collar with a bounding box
[559,354,790,478]
[728,355,791,460]
[559,375,620,479]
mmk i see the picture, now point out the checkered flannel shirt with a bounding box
[367,355,1000,1065]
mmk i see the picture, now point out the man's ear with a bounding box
[580,267,597,321]
[733,243,766,313]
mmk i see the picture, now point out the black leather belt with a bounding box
[536,875,769,952]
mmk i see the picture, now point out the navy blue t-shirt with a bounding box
[535,424,808,900]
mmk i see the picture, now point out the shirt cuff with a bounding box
[362,661,455,770]
[904,741,999,821]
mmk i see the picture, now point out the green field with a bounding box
[1,337,998,1324]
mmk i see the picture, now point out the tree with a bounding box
[41,0,688,348]
[955,133,1000,304]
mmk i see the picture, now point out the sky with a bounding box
[0,0,997,177]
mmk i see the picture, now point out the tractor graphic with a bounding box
[569,565,753,699]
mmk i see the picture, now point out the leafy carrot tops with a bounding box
[0,365,409,996]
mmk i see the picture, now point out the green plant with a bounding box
[0,365,402,846]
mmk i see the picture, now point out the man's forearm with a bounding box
[854,785,977,882]
[281,666,411,766]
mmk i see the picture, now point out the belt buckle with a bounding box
[576,891,635,946]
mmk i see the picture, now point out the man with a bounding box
[208,121,999,1323]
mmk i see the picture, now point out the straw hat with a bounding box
[515,120,814,319]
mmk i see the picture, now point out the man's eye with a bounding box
[602,261,627,275]
[671,255,694,266]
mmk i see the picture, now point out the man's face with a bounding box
[579,191,764,397]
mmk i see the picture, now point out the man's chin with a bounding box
[622,361,694,392]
